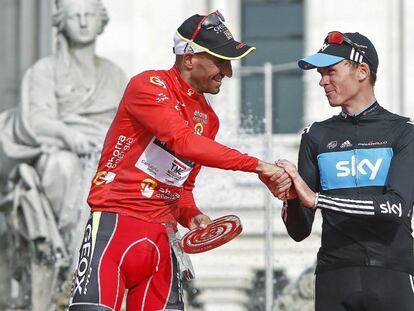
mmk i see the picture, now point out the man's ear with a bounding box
[182,53,195,70]
[358,63,370,81]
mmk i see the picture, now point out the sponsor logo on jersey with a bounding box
[194,123,204,135]
[105,135,134,169]
[358,140,388,146]
[150,76,167,89]
[93,171,116,185]
[175,100,185,111]
[168,160,185,178]
[156,93,169,103]
[336,156,382,180]
[193,110,208,124]
[380,202,402,217]
[156,187,181,201]
[340,140,352,148]
[187,89,194,96]
[317,147,393,190]
[140,178,158,198]
[327,141,338,149]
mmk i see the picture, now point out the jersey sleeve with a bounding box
[283,127,317,241]
[316,121,414,223]
[123,73,258,172]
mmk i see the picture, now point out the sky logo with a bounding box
[317,148,393,190]
[336,156,382,180]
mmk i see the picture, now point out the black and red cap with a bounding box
[174,12,256,60]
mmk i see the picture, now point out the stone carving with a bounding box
[273,265,315,311]
[0,0,127,309]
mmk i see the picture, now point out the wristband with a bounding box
[313,192,320,208]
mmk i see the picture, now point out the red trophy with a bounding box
[180,215,243,254]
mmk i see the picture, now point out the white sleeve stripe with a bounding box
[303,122,315,134]
[319,194,373,204]
[318,203,375,215]
[318,197,374,210]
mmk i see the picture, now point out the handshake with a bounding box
[256,160,317,209]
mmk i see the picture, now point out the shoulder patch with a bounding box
[149,76,167,89]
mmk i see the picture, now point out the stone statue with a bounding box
[273,265,315,311]
[0,0,127,309]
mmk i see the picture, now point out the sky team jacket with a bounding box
[282,102,414,274]
[87,65,258,228]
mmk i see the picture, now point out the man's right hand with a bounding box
[256,160,294,199]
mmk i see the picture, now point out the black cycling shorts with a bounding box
[315,266,414,311]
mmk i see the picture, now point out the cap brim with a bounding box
[209,41,256,60]
[176,31,255,60]
[298,53,344,70]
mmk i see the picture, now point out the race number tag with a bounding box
[135,137,194,187]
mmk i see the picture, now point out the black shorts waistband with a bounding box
[316,259,414,275]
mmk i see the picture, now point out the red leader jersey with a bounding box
[87,65,258,227]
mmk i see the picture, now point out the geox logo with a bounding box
[73,221,93,296]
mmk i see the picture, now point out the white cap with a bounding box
[173,32,205,55]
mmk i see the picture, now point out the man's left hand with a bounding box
[276,159,317,208]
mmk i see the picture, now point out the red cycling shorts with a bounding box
[69,211,184,311]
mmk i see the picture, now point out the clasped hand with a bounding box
[257,160,317,208]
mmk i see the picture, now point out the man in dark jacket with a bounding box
[270,31,414,311]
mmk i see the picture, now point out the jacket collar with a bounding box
[340,101,380,119]
[169,65,203,100]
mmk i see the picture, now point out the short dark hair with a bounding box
[345,60,377,86]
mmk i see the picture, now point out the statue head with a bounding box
[53,0,109,46]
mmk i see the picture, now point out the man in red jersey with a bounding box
[69,11,288,311]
